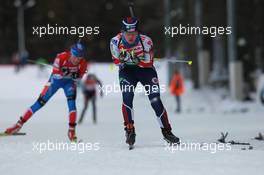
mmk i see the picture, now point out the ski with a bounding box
[70,137,83,143]
[0,132,26,137]
[241,146,254,150]
[128,144,134,150]
[164,138,180,146]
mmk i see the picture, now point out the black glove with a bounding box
[119,51,129,63]
[61,67,70,76]
[71,72,80,79]
[129,53,140,65]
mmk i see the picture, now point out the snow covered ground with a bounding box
[0,64,264,175]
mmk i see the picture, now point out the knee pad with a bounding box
[150,96,160,104]
[67,98,76,112]
[67,95,76,101]
[37,96,46,106]
[149,96,164,117]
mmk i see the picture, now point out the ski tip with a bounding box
[13,132,26,136]
[0,132,26,137]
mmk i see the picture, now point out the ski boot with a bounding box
[162,128,180,145]
[125,124,136,150]
[5,117,25,135]
[68,123,77,142]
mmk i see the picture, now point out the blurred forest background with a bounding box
[0,0,263,63]
[0,0,264,100]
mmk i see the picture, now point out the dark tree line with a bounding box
[0,0,263,74]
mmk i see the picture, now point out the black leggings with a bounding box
[79,90,96,123]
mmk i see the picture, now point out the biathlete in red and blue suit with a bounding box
[5,42,88,142]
